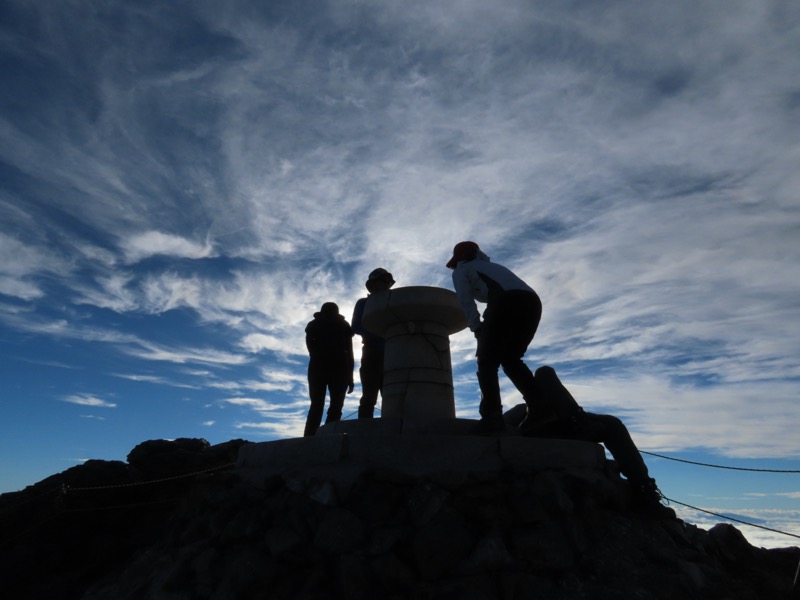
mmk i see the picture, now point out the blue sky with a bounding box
[1,0,799,547]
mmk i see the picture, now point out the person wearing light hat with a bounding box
[304,302,355,436]
[351,268,396,419]
[446,241,542,432]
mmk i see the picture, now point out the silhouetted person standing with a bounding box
[447,241,542,432]
[304,302,354,436]
[351,268,395,419]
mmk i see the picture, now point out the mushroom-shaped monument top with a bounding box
[362,286,467,336]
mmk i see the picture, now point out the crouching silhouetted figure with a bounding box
[447,241,542,432]
[516,365,675,519]
[304,302,355,436]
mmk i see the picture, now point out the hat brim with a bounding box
[366,277,395,292]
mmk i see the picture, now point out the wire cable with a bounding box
[66,462,235,492]
[0,485,62,517]
[642,451,800,473]
[666,497,800,541]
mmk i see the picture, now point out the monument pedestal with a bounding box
[361,286,467,426]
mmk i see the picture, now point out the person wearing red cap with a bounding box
[446,241,542,432]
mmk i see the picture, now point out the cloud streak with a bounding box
[63,394,117,408]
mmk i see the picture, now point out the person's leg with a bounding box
[573,412,674,519]
[476,364,503,421]
[495,291,542,421]
[358,347,383,419]
[476,305,505,428]
[572,413,649,482]
[326,381,347,424]
[304,365,327,436]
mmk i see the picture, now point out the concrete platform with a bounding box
[314,417,501,436]
[235,426,607,491]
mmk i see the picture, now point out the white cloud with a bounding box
[234,419,305,439]
[239,333,294,354]
[222,397,277,412]
[112,373,199,389]
[62,394,117,408]
[74,274,139,312]
[0,276,43,300]
[0,234,51,278]
[0,233,73,300]
[122,231,215,263]
[209,378,297,393]
[125,342,250,366]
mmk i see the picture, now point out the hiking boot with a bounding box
[472,413,507,435]
[631,479,676,520]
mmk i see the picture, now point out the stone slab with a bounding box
[316,417,520,436]
[499,437,606,472]
[345,434,504,477]
[362,286,467,336]
[236,435,346,469]
[235,431,606,489]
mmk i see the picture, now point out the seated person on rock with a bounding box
[509,365,675,519]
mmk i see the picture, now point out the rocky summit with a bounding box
[1,436,798,600]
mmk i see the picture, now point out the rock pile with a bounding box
[1,437,798,599]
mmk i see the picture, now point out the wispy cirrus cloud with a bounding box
[62,394,117,408]
[122,231,215,264]
[124,342,251,366]
[111,373,199,389]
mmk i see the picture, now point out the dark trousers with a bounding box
[476,290,542,419]
[531,412,650,484]
[571,412,650,483]
[357,346,384,418]
[304,363,348,436]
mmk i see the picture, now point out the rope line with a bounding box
[666,497,800,541]
[0,485,62,517]
[63,497,180,513]
[642,451,800,473]
[0,514,61,548]
[341,404,381,421]
[66,462,235,492]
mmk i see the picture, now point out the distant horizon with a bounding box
[1,0,798,549]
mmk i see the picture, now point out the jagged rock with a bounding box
[126,438,248,481]
[1,437,798,600]
[412,507,476,580]
[313,507,366,554]
[459,530,517,572]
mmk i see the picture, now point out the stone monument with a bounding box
[236,285,606,520]
[361,285,467,425]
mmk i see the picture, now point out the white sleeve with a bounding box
[452,267,482,331]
